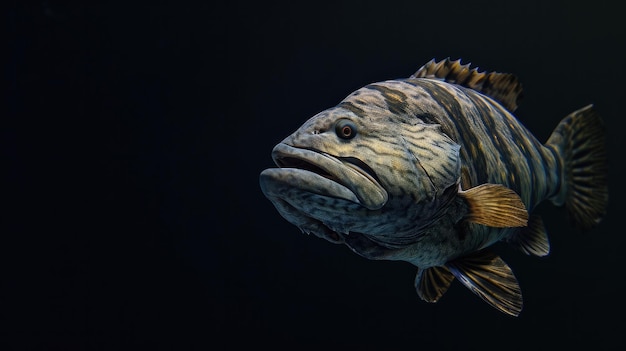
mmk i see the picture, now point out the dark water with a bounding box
[5,1,625,349]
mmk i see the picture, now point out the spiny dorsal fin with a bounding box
[415,266,455,303]
[505,214,550,257]
[410,58,524,112]
[458,183,528,227]
[446,250,523,316]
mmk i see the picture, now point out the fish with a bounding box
[259,58,608,316]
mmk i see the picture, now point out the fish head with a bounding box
[260,87,461,245]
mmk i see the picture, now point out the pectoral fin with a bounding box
[458,183,528,227]
[446,250,523,316]
[414,266,455,302]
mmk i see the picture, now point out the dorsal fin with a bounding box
[410,58,524,112]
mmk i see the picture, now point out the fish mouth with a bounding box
[260,143,388,210]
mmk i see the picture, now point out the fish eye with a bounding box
[335,119,357,140]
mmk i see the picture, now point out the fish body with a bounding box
[259,59,608,316]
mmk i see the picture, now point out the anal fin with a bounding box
[458,183,528,227]
[505,214,550,257]
[446,250,523,316]
[415,266,455,303]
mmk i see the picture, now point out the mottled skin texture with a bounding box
[260,77,561,269]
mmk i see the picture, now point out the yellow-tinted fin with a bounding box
[446,250,523,316]
[505,214,550,257]
[458,183,528,227]
[414,266,455,303]
[410,58,523,112]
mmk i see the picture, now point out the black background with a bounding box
[5,1,625,349]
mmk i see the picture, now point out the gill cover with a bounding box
[396,122,461,200]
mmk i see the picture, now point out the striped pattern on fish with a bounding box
[340,78,561,213]
[259,58,608,316]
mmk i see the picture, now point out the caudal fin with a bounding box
[546,105,608,229]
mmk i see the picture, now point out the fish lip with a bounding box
[270,143,388,210]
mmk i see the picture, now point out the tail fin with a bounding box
[546,105,608,229]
